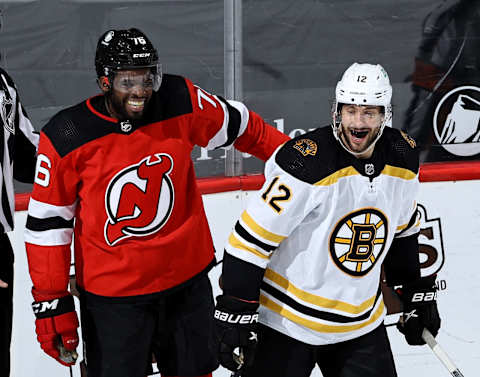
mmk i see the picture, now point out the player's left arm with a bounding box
[384,178,441,345]
[384,132,423,286]
[187,81,289,160]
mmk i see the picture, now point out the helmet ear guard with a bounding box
[99,77,111,90]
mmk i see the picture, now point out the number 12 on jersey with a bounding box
[261,177,292,214]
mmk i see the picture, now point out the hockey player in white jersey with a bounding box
[212,63,441,377]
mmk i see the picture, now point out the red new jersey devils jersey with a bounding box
[25,74,288,297]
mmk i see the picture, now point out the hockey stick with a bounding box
[422,328,465,377]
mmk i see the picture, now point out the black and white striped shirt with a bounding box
[0,68,39,233]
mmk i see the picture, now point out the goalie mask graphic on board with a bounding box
[433,86,480,156]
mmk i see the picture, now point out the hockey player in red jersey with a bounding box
[212,63,442,377]
[24,28,289,377]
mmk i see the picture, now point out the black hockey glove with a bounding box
[396,275,441,345]
[212,294,259,372]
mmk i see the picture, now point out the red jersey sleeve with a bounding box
[25,131,79,296]
[185,79,289,160]
[233,110,290,161]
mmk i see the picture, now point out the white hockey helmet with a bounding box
[332,63,393,156]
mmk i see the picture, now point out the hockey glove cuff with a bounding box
[32,291,79,366]
[212,295,259,372]
[396,275,441,345]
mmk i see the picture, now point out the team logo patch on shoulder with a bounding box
[293,139,317,156]
[329,208,388,277]
[400,131,416,148]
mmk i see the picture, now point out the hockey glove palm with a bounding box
[32,291,79,366]
[212,295,259,372]
[396,275,441,345]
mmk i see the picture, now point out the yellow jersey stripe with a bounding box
[313,165,416,187]
[264,269,376,314]
[314,166,359,186]
[396,214,420,233]
[381,165,417,180]
[260,295,385,333]
[229,233,270,260]
[241,211,286,244]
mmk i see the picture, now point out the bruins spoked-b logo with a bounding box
[104,153,174,246]
[329,208,388,276]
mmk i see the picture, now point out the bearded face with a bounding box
[338,104,384,158]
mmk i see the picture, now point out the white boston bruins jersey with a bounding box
[225,125,420,345]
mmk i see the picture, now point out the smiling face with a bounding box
[339,104,384,158]
[102,68,155,121]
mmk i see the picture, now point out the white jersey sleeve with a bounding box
[225,151,322,269]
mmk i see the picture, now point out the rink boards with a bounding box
[9,176,479,377]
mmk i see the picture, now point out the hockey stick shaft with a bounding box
[422,328,465,377]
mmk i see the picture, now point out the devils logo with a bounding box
[104,153,174,246]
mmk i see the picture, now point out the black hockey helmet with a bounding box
[95,28,162,90]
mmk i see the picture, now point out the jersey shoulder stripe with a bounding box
[274,126,351,184]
